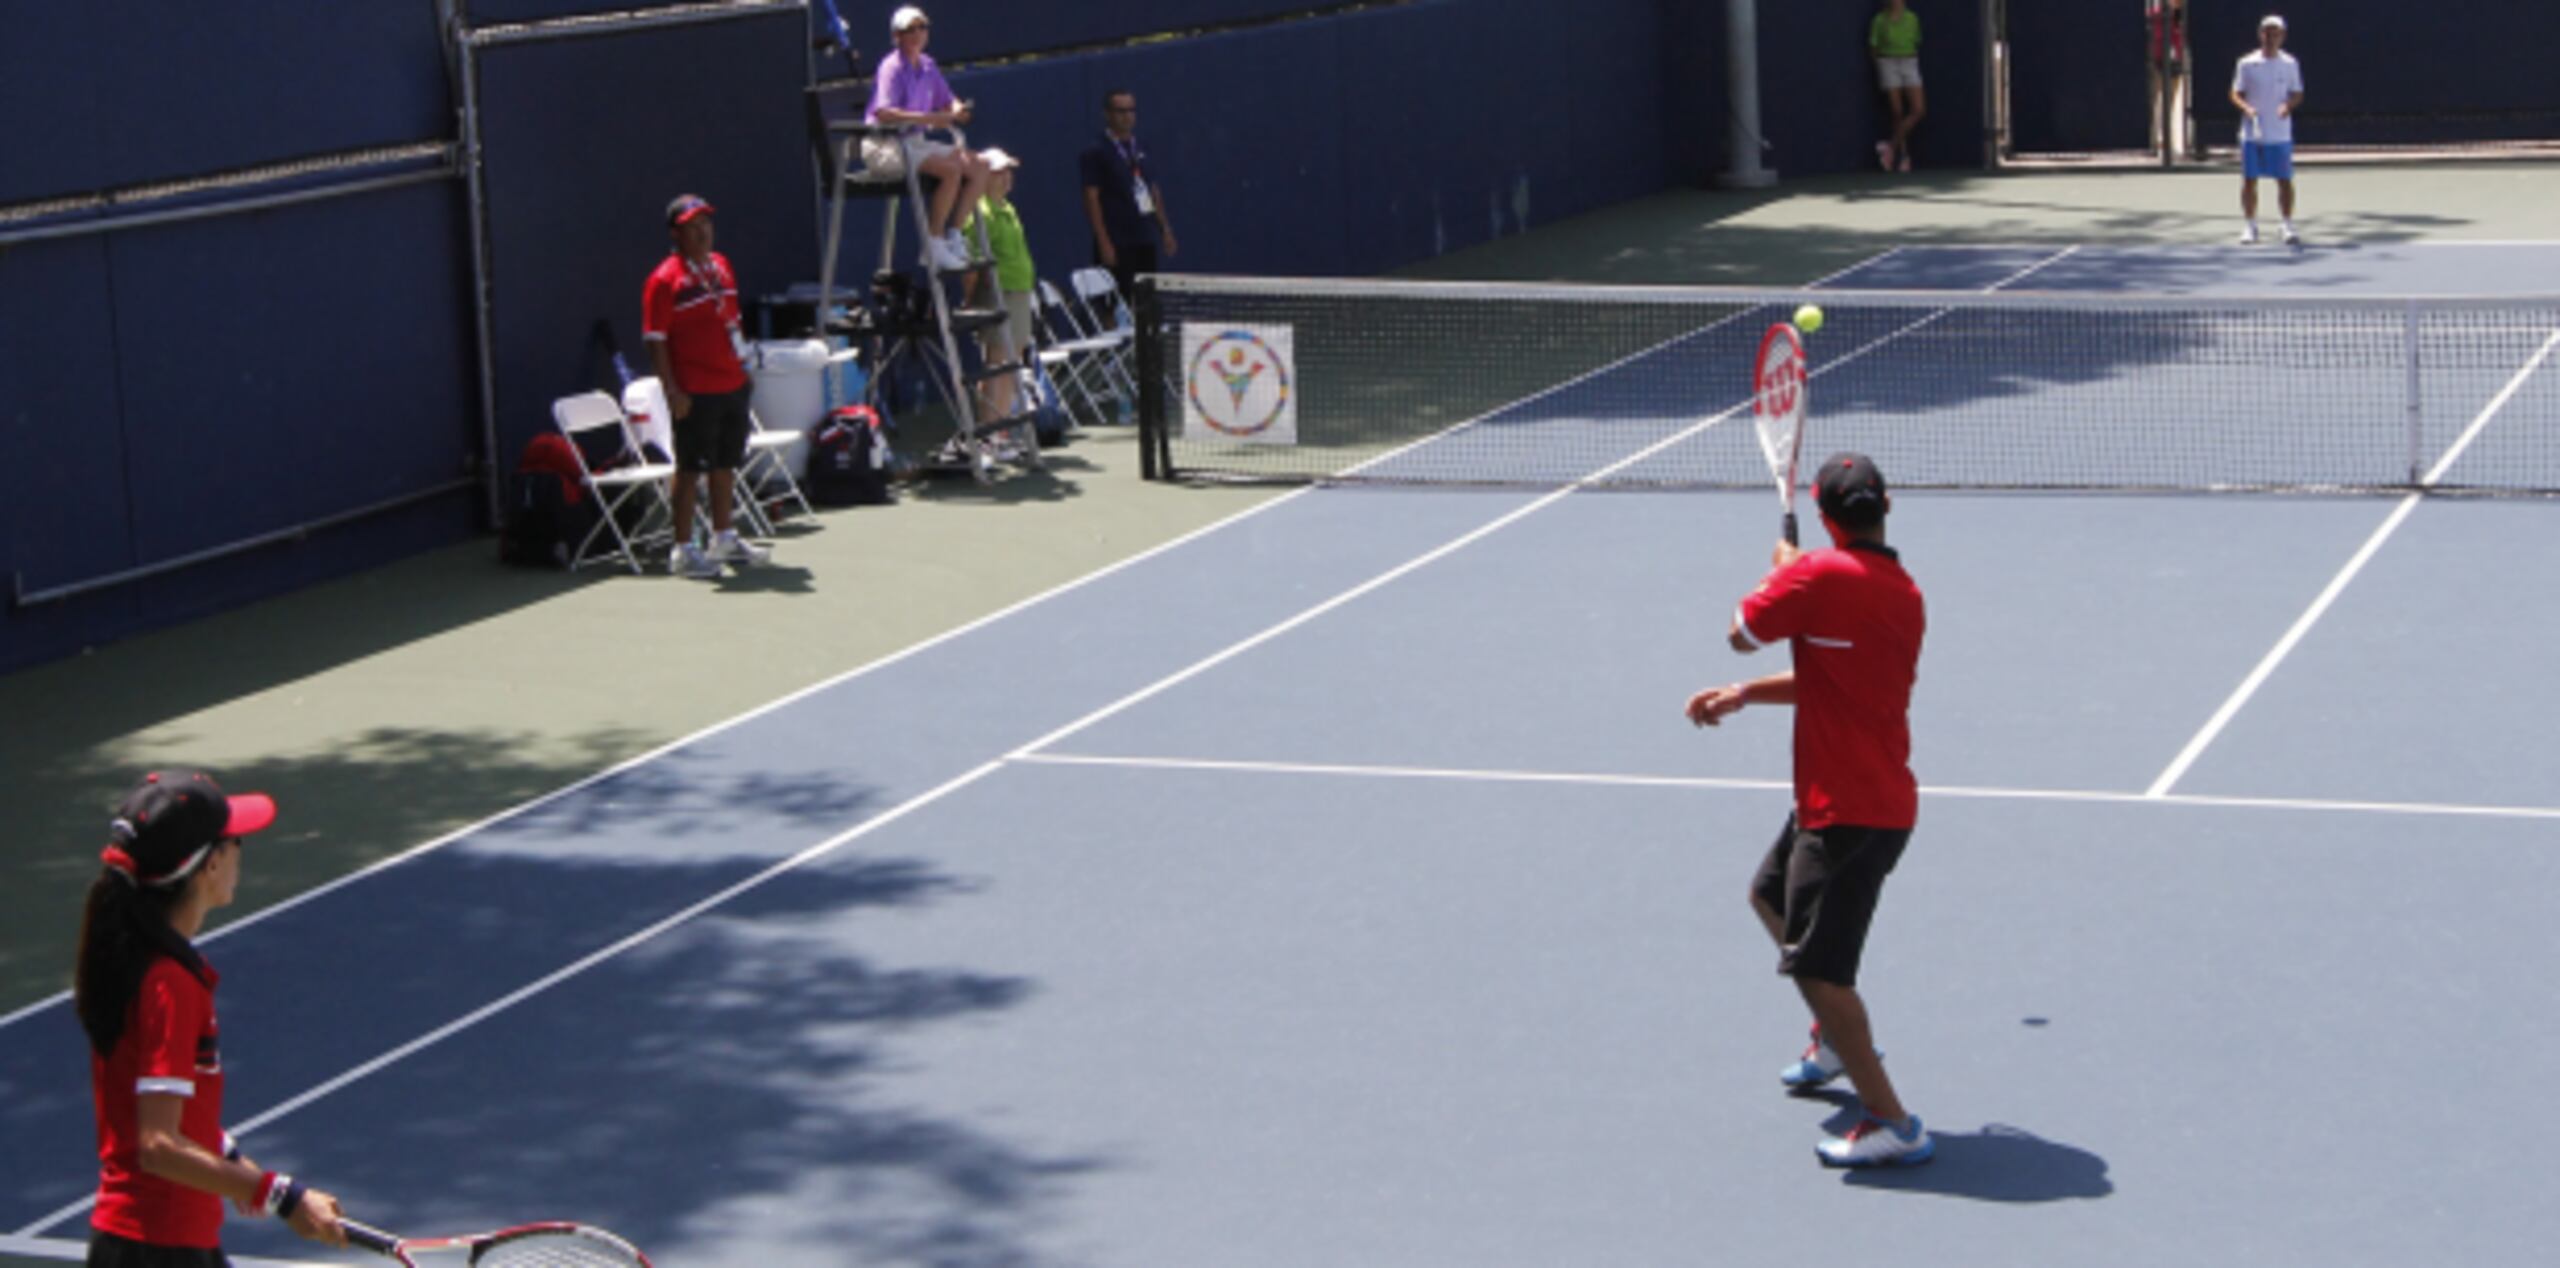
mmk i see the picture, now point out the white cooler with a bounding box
[749,339,832,477]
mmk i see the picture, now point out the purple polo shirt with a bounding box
[866,50,955,130]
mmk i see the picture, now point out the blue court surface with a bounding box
[5,246,2556,1266]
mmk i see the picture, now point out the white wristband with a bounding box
[1728,684,1749,710]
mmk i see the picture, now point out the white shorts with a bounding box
[1875,57,1922,91]
[860,135,956,180]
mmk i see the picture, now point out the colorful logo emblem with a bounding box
[1186,329,1293,439]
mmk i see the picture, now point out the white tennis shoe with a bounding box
[1817,1114,1935,1168]
[710,530,769,566]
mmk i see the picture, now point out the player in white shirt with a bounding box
[2230,15,2305,245]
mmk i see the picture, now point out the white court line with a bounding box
[0,248,1926,1039]
[1013,751,2560,823]
[8,245,1965,1235]
[2145,326,2560,798]
[10,762,1004,1238]
[0,488,1324,1035]
[1012,248,2082,760]
[0,1233,323,1267]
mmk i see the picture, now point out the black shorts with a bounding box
[1750,816,1910,988]
[88,1231,230,1268]
[674,385,752,473]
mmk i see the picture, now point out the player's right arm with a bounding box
[642,270,689,419]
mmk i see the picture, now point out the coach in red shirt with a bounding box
[76,770,347,1266]
[1686,452,1934,1169]
[643,193,768,579]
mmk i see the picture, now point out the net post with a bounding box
[2404,300,2423,487]
[1136,275,1166,481]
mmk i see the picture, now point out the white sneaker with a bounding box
[923,237,968,272]
[1780,1034,1847,1090]
[2238,224,2261,245]
[1817,1114,1935,1168]
[2281,224,2300,245]
[1875,140,1894,171]
[710,531,769,566]
[668,542,721,579]
[944,228,970,260]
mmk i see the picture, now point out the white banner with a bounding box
[1180,322,1296,445]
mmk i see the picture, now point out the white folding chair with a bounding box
[622,375,779,541]
[1067,267,1140,394]
[550,391,678,574]
[739,409,816,533]
[1034,279,1127,426]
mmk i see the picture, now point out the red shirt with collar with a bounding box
[91,955,227,1248]
[642,251,747,395]
[1735,540,1925,829]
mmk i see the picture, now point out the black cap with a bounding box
[1815,452,1889,530]
[665,194,715,227]
[101,769,276,889]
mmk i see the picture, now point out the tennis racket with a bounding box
[341,1219,651,1267]
[1752,321,1809,546]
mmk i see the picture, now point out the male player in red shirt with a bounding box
[1686,452,1932,1167]
[643,194,770,579]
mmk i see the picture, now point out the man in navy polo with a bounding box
[1686,452,1932,1168]
[1079,88,1179,303]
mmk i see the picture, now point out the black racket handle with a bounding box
[1781,511,1798,547]
[341,1220,401,1256]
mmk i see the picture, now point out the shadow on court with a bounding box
[206,847,1101,1267]
[1802,1090,2112,1202]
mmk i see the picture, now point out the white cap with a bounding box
[891,6,929,32]
[2260,13,2285,29]
[981,148,1020,171]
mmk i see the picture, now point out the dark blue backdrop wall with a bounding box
[819,0,1667,291]
[2010,0,2560,154]
[1661,1,1985,180]
[475,10,820,471]
[1,3,473,673]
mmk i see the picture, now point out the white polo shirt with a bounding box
[2233,50,2304,144]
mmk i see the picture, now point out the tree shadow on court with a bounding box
[202,846,1096,1267]
[4,744,1105,1265]
[1804,1091,2112,1202]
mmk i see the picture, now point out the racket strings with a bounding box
[470,1230,648,1268]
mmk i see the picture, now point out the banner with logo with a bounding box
[1180,322,1296,445]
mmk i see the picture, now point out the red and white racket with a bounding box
[1752,321,1809,546]
[341,1219,651,1268]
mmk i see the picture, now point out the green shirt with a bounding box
[1870,10,1921,58]
[971,195,1036,294]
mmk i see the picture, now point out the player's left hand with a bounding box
[1686,685,1746,728]
[1771,538,1803,569]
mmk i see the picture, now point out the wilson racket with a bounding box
[341,1219,651,1268]
[1752,321,1809,546]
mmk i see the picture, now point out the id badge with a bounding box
[1133,179,1154,216]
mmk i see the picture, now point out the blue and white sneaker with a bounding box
[1817,1114,1934,1168]
[1780,1030,1848,1090]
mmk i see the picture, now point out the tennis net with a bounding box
[1135,275,2560,496]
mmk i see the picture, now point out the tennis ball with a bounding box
[1794,304,1825,334]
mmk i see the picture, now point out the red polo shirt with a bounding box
[92,955,227,1248]
[642,251,747,395]
[1735,541,1924,829]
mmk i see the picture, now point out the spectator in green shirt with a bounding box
[1869,0,1924,172]
[962,148,1038,424]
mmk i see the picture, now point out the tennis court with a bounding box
[6,242,2557,1265]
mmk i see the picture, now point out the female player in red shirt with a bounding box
[75,769,347,1267]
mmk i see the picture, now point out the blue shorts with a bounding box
[2242,141,2294,181]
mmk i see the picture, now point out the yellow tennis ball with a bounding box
[1794,304,1825,334]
